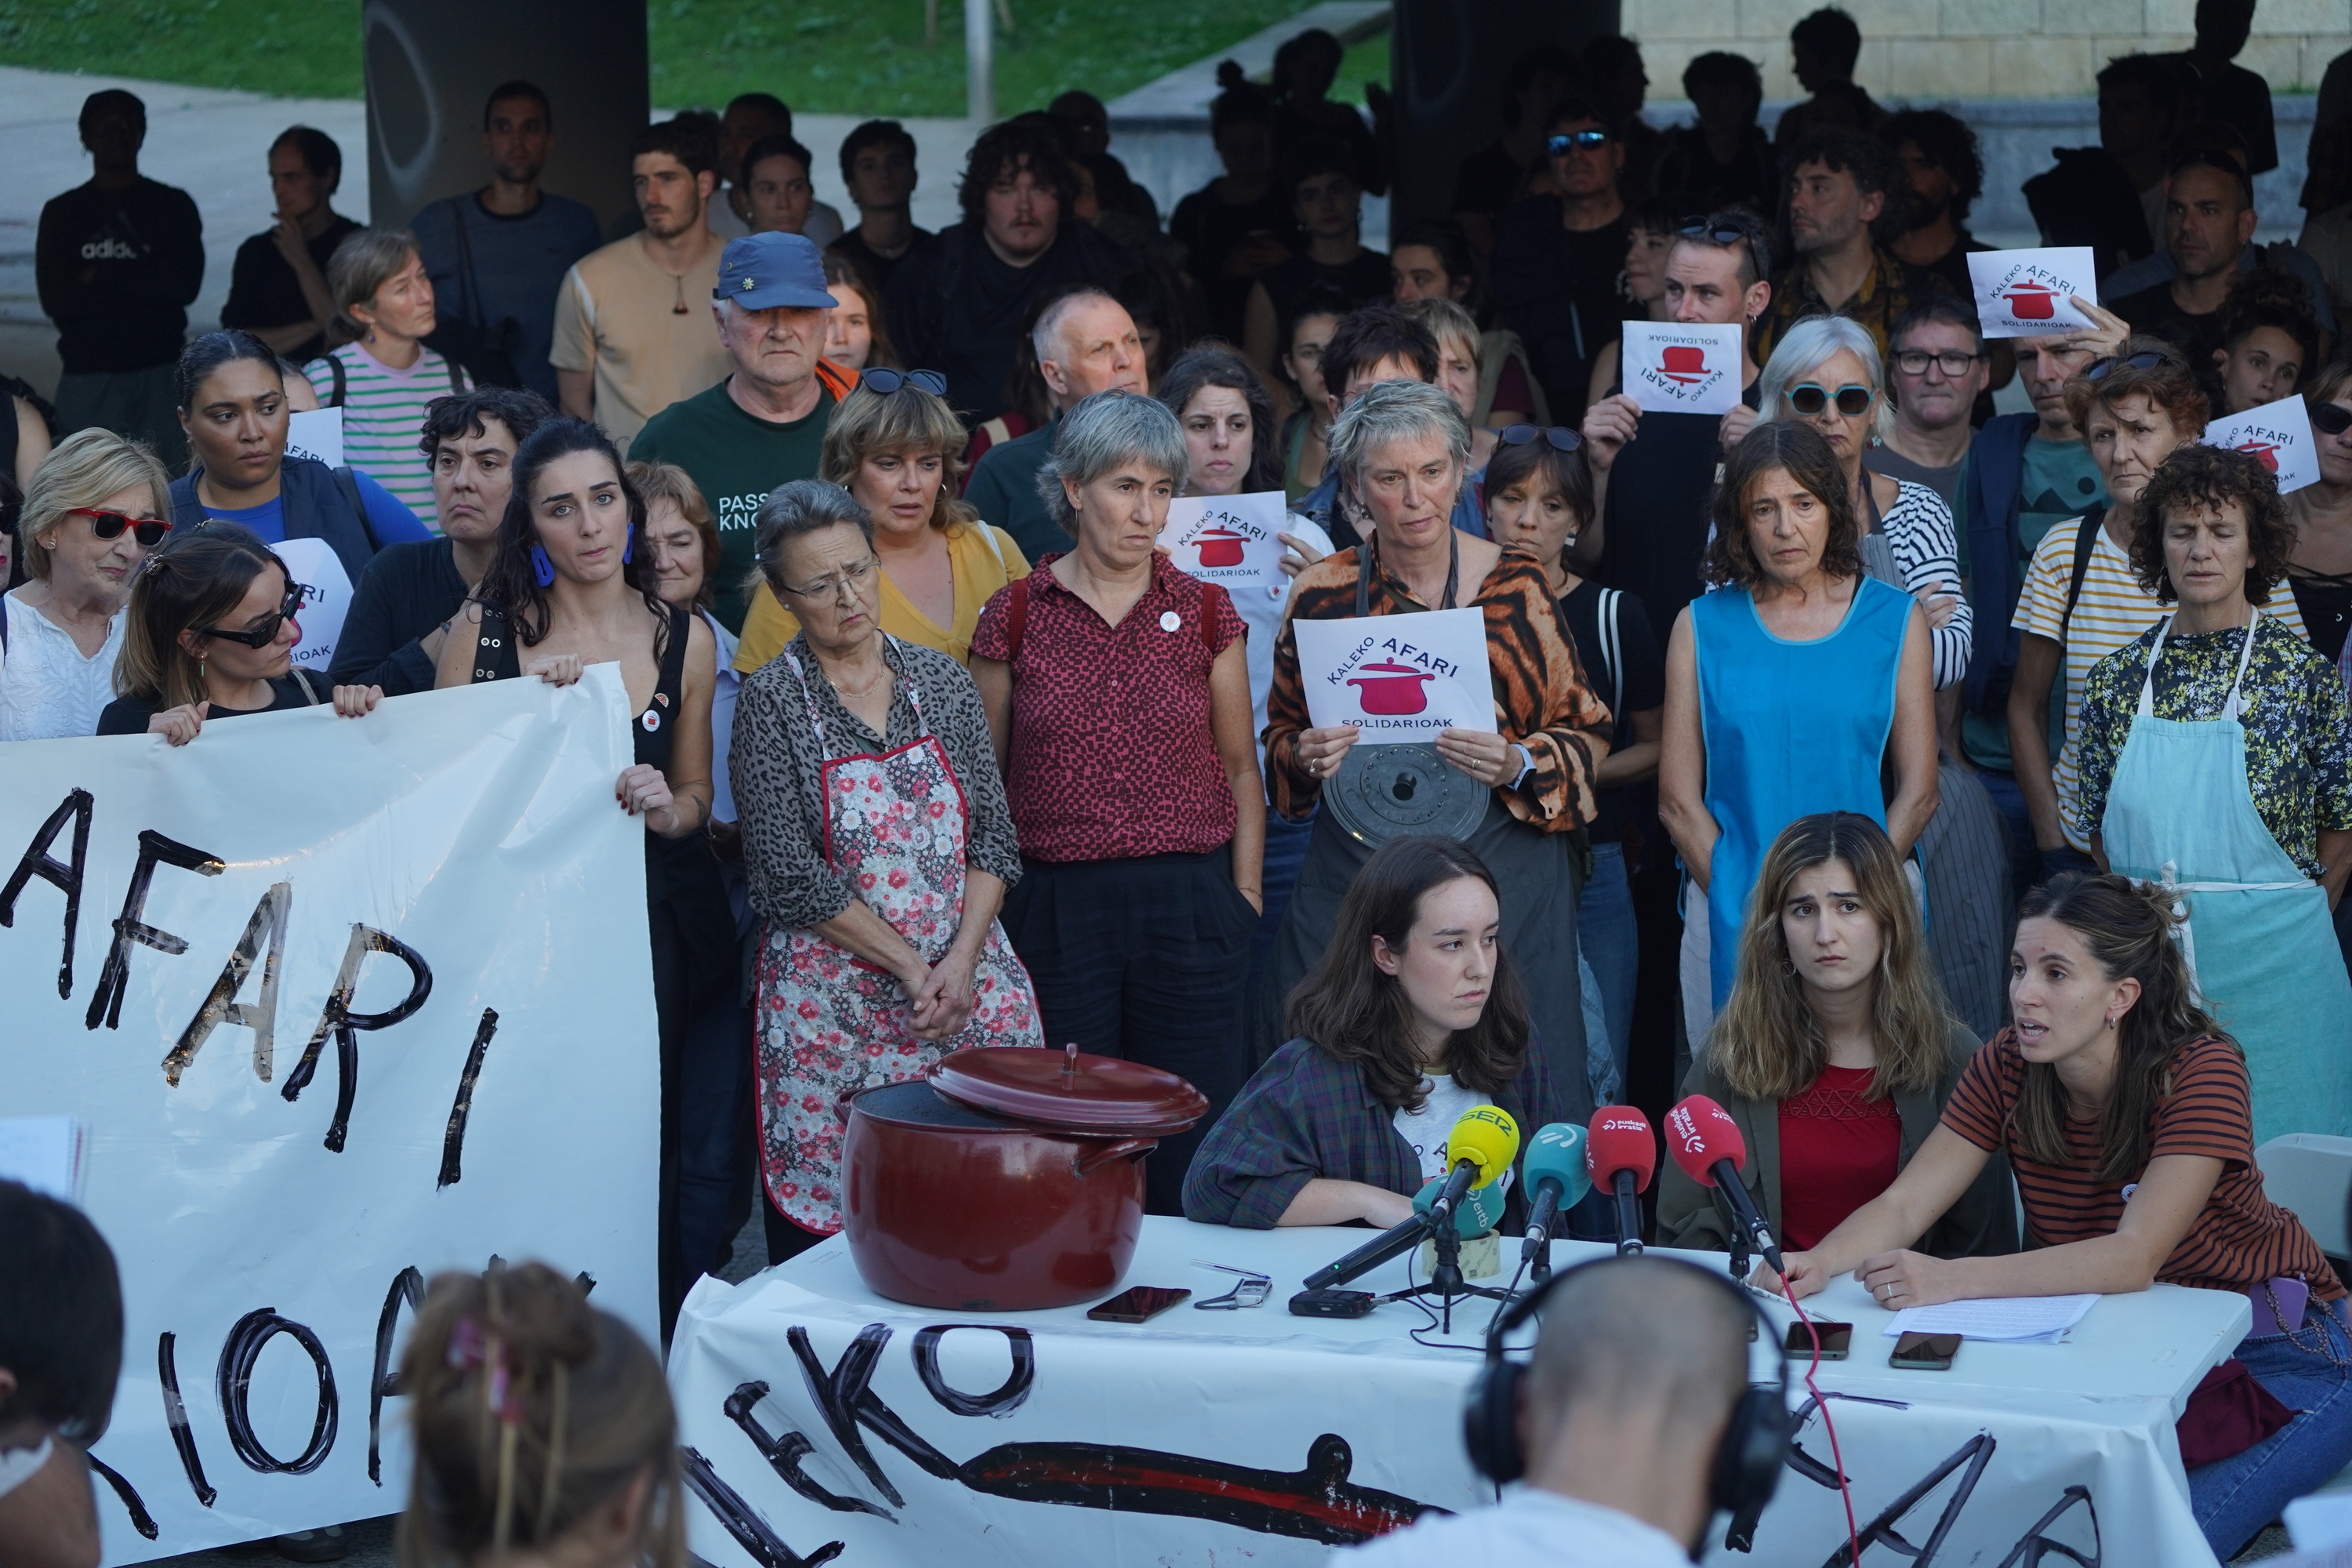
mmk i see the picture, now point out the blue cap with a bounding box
[713,232,833,310]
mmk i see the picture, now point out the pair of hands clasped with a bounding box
[895,945,984,1043]
[1293,724,1523,788]
[1754,1247,1959,1312]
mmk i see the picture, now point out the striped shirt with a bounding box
[1941,1031,2343,1301]
[2011,514,2309,851]
[1881,480,1972,690]
[303,343,468,530]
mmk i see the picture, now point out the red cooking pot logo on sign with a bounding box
[2002,281,2059,320]
[2237,439,2282,474]
[1348,660,1437,715]
[1195,526,1249,567]
[1661,345,1708,383]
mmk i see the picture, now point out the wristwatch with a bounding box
[1506,743,1536,789]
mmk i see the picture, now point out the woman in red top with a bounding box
[1656,813,2013,1258]
[971,390,1265,1215]
[1766,872,2352,1560]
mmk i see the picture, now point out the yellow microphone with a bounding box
[1431,1105,1521,1221]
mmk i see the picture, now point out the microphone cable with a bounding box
[1778,1279,1862,1568]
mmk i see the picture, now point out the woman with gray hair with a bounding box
[733,478,1041,1261]
[4,428,171,740]
[1747,314,1970,688]
[1260,378,1615,1133]
[969,390,1263,1215]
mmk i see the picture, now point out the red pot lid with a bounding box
[930,1045,1209,1134]
[1353,661,1429,677]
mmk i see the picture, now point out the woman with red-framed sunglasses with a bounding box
[3,428,172,741]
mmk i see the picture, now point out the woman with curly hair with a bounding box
[2071,441,2352,1140]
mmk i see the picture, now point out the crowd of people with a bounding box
[20,10,2352,1563]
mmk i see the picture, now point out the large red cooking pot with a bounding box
[840,1046,1208,1310]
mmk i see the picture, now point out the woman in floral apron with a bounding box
[730,481,1042,1261]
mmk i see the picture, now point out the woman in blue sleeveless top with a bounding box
[1661,421,1940,1030]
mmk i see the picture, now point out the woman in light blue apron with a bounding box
[2074,444,2352,1142]
[1662,421,1941,1024]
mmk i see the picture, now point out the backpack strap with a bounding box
[288,666,324,706]
[1004,574,1029,662]
[1196,579,1226,651]
[2060,505,2106,644]
[445,352,466,394]
[973,522,1007,570]
[324,354,347,408]
[811,356,857,403]
[1597,586,1625,719]
[332,465,381,553]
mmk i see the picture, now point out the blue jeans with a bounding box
[2189,1300,2352,1558]
[1577,841,1638,1108]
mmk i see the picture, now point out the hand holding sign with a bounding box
[1967,249,2099,338]
[2201,394,2322,493]
[1621,322,1745,414]
[1294,609,1496,746]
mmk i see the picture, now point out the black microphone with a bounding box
[1301,1210,1435,1290]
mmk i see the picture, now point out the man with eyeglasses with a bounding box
[1490,97,1634,423]
[1866,299,1987,513]
[1750,128,1950,372]
[630,232,856,634]
[2106,147,2337,361]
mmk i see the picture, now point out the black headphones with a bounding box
[1461,1254,1791,1534]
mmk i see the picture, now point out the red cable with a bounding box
[1781,1283,1864,1567]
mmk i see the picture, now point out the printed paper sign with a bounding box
[270,535,354,671]
[1621,321,1745,414]
[1160,491,1290,593]
[1967,248,2099,337]
[2202,395,2321,494]
[285,406,345,468]
[1294,608,1495,742]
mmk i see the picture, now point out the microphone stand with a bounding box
[1391,1215,1519,1334]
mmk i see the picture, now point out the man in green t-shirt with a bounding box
[630,230,848,631]
[1958,325,2114,895]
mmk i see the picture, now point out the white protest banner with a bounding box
[1967,248,2099,337]
[1159,492,1289,595]
[1294,608,1494,742]
[2203,394,2323,493]
[285,407,344,469]
[0,670,659,1565]
[273,536,354,671]
[1621,321,1745,414]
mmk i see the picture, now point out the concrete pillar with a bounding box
[361,0,648,234]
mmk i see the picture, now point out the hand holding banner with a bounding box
[1160,492,1290,594]
[1621,322,1746,414]
[1967,249,2099,338]
[2202,395,2321,494]
[1294,609,1495,743]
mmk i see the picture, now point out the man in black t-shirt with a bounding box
[828,119,932,289]
[885,120,1129,422]
[37,90,204,464]
[220,125,359,363]
[1490,97,1635,424]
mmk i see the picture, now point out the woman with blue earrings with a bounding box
[434,415,729,1337]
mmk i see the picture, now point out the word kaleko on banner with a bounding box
[1159,491,1290,599]
[1294,608,1496,742]
[1967,248,2100,337]
[1621,321,1746,415]
[0,670,660,1565]
[2204,394,2323,493]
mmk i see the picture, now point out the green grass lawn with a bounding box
[0,0,1383,114]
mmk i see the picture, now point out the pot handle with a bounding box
[1072,1137,1158,1178]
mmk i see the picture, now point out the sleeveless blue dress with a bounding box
[1692,575,1913,1007]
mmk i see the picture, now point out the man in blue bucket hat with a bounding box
[630,230,857,632]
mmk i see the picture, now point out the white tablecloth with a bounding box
[670,1218,2252,1568]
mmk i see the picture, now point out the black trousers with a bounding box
[999,847,1255,1216]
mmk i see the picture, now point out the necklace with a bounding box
[671,271,688,315]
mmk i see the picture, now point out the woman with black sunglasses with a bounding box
[5,430,171,741]
[96,521,379,741]
[2285,361,2352,670]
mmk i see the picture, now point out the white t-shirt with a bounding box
[1337,1488,1691,1568]
[0,595,125,740]
[1392,1075,1513,1204]
[1247,514,1335,768]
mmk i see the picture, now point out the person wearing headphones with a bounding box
[1344,1255,1777,1566]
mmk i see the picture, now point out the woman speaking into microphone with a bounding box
[1182,834,1573,1229]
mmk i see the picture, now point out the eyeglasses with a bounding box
[2085,350,2171,381]
[1786,383,1874,417]
[66,508,171,546]
[196,584,304,649]
[859,367,947,397]
[779,556,878,602]
[1497,424,1584,453]
[2314,401,2352,436]
[1546,129,1610,156]
[1893,349,1988,377]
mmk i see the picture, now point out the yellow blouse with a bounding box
[734,520,1032,673]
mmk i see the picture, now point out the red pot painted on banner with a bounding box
[1661,344,1708,383]
[1195,527,1250,567]
[840,1046,1207,1311]
[1347,659,1436,715]
[2237,440,2282,474]
[2003,282,2059,319]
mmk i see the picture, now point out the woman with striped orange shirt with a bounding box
[1762,872,2352,1559]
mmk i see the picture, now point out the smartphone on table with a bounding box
[1784,1320,1853,1360]
[1889,1330,1961,1370]
[1087,1287,1190,1323]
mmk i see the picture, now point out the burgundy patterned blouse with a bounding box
[971,554,1248,863]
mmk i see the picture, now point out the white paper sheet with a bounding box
[285,406,344,469]
[1883,1293,2098,1341]
[2202,394,2323,495]
[1159,492,1290,596]
[1621,321,1746,413]
[1966,249,2100,337]
[1293,608,1497,742]
[0,1115,81,1202]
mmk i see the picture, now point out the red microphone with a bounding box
[1666,1094,1784,1275]
[1585,1106,1657,1256]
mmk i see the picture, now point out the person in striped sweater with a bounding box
[304,228,469,528]
[1762,871,2352,1560]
